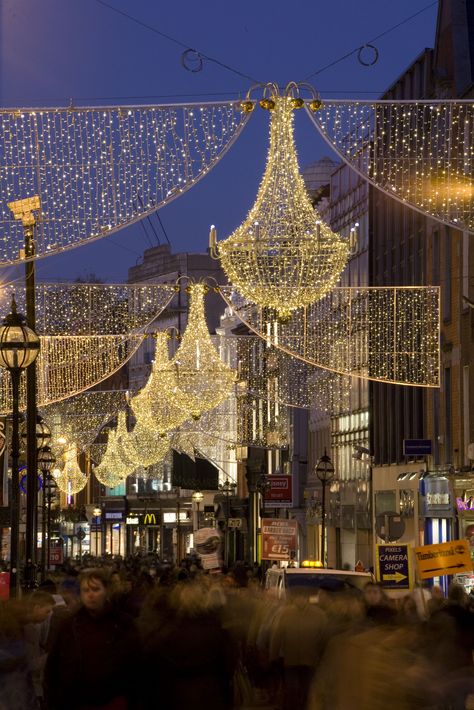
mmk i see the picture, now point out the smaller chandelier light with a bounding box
[212,84,349,319]
[171,284,235,417]
[54,445,88,495]
[131,332,190,435]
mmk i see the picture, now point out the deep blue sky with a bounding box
[0,0,439,283]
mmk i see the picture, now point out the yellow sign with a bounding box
[143,513,157,525]
[414,539,473,579]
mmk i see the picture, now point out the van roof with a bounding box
[268,568,371,577]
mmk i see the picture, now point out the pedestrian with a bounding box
[44,568,142,710]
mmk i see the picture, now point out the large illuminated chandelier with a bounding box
[212,84,349,319]
[130,332,190,436]
[171,283,235,417]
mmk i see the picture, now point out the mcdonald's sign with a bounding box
[141,512,159,526]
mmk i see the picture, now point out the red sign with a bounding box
[0,572,10,600]
[264,475,293,507]
[49,545,64,566]
[261,519,298,561]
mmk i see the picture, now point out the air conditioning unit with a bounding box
[468,443,474,460]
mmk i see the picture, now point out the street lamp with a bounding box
[192,491,204,530]
[0,297,40,596]
[37,445,56,580]
[315,449,335,567]
[93,507,102,557]
[219,479,237,567]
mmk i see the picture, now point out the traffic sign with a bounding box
[376,544,412,590]
[403,439,432,456]
[414,539,473,579]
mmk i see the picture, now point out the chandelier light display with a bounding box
[0,101,251,264]
[117,418,171,469]
[171,284,235,417]
[305,99,474,233]
[131,332,190,435]
[218,285,440,387]
[94,413,135,487]
[212,85,349,319]
[54,445,88,495]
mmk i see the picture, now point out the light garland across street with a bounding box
[0,101,251,264]
[305,99,474,233]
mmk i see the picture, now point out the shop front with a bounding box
[453,478,474,594]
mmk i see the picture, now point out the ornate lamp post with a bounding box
[0,297,40,596]
[219,479,237,567]
[93,507,102,557]
[37,445,56,580]
[315,450,335,567]
[192,491,203,531]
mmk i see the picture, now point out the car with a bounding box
[265,564,373,601]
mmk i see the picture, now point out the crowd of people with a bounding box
[0,554,473,710]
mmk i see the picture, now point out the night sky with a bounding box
[0,0,439,283]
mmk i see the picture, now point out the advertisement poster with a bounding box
[194,527,223,570]
[261,519,298,561]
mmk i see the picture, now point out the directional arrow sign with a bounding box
[414,540,473,580]
[382,572,407,583]
[376,544,412,590]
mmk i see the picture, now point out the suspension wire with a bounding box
[93,0,262,84]
[302,0,438,81]
[156,214,172,247]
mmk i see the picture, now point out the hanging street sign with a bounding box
[376,544,412,590]
[414,539,473,579]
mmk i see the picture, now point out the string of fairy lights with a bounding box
[305,99,474,233]
[0,334,144,413]
[0,101,251,264]
[0,282,176,335]
[218,285,440,387]
[220,333,351,412]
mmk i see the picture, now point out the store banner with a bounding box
[264,475,293,508]
[261,519,298,561]
[414,539,473,579]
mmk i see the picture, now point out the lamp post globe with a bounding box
[0,297,40,596]
[37,445,56,475]
[192,491,204,530]
[315,449,335,568]
[21,415,51,452]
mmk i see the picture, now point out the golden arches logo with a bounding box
[143,513,156,525]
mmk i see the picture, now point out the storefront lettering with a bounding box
[426,492,450,506]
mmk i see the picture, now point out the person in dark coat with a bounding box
[44,568,142,710]
[140,581,236,710]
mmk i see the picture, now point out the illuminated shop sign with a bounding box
[456,497,474,512]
